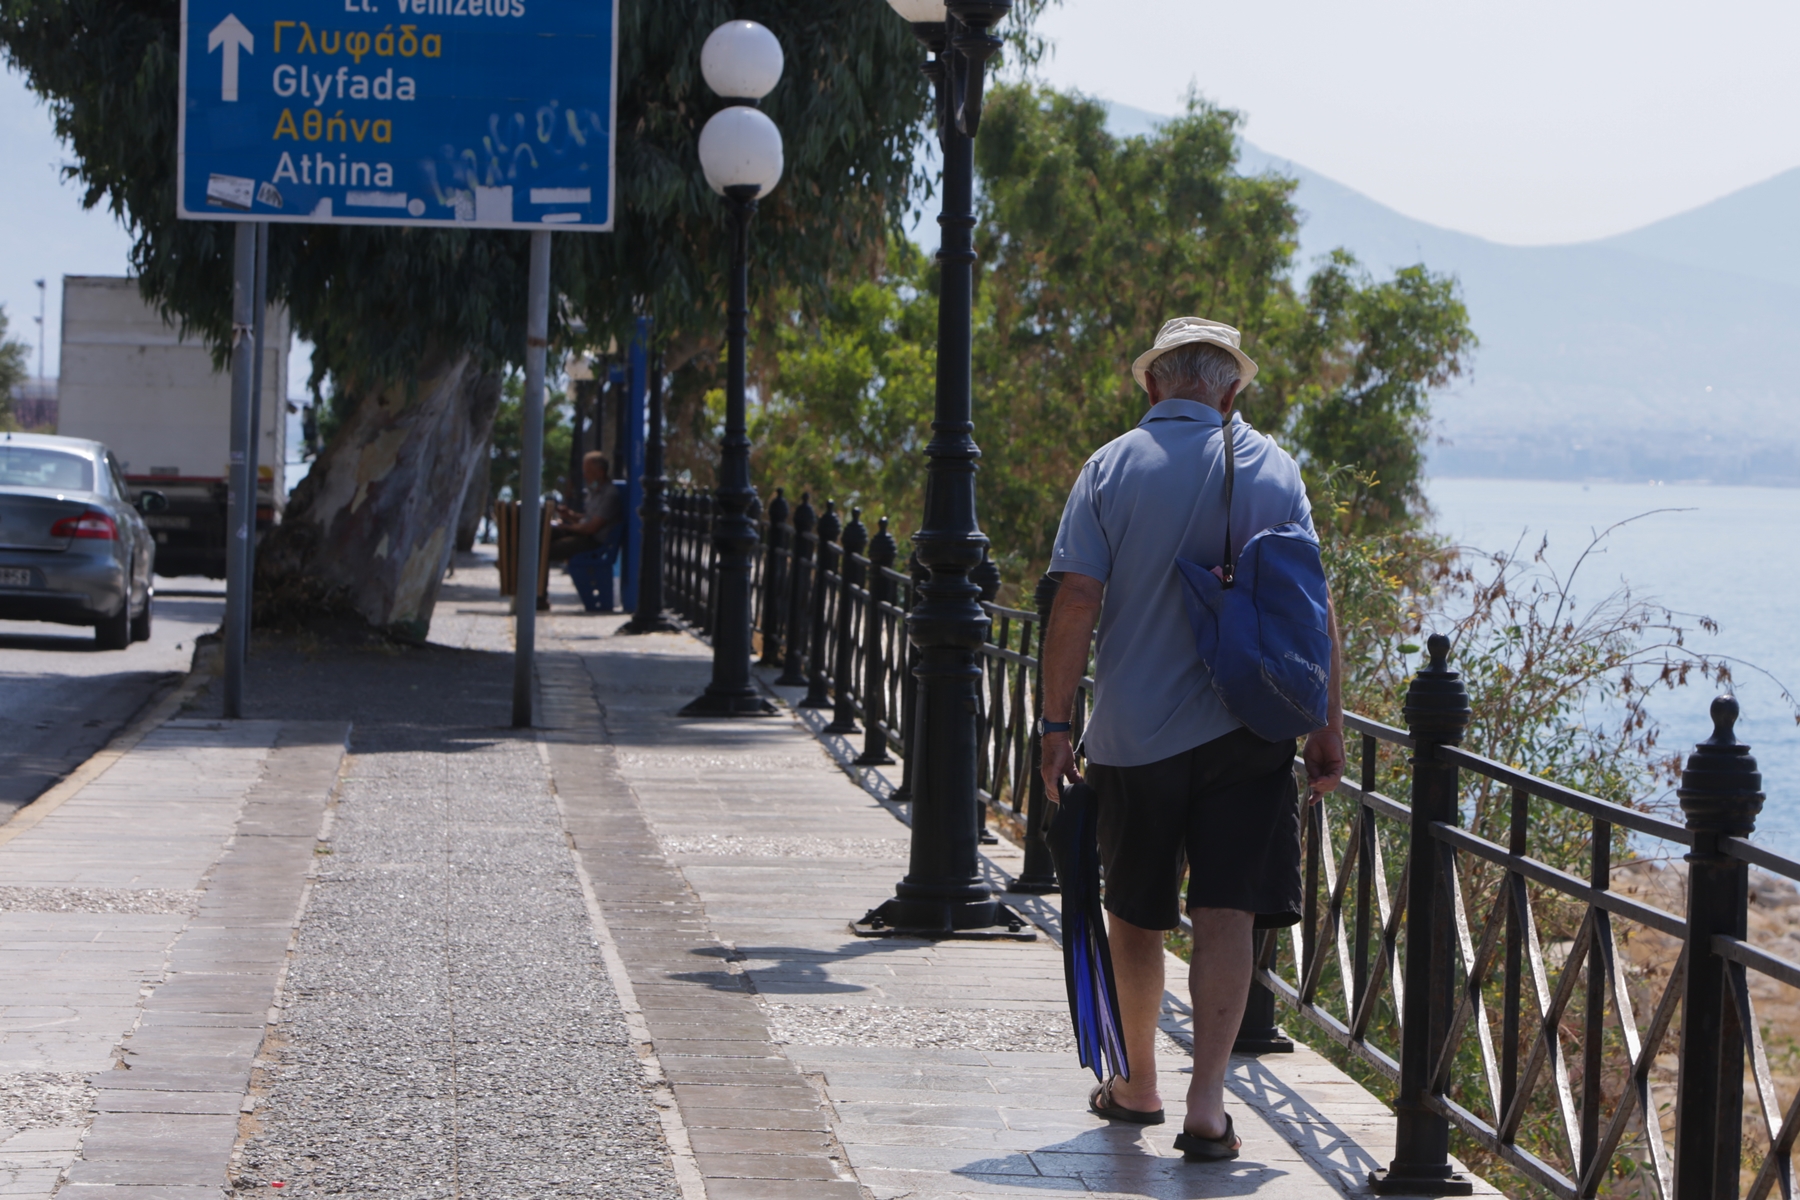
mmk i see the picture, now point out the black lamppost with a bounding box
[681,20,785,718]
[858,0,1024,938]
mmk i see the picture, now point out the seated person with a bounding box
[548,452,622,562]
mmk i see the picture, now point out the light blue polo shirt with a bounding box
[1049,399,1316,767]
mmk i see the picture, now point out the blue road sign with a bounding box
[178,0,616,230]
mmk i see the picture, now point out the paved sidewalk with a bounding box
[0,550,1491,1200]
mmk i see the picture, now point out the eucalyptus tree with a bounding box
[1,0,934,638]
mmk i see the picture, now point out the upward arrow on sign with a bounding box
[208,15,253,102]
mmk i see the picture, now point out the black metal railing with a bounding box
[659,485,1790,1200]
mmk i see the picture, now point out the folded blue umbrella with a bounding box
[1045,780,1129,1082]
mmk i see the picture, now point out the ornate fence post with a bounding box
[758,488,790,666]
[972,548,1001,844]
[1372,633,1473,1196]
[678,488,697,622]
[1010,572,1060,894]
[801,501,840,709]
[668,489,688,618]
[777,493,815,687]
[892,548,927,805]
[623,352,676,634]
[855,518,897,767]
[1673,695,1763,1200]
[826,509,867,734]
[1233,943,1296,1053]
[699,491,717,637]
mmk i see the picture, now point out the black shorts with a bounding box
[1088,728,1303,932]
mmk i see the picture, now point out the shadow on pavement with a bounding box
[0,669,174,810]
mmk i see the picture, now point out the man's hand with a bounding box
[1040,731,1082,804]
[1303,727,1345,805]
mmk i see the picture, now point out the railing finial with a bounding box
[1707,693,1741,747]
[1426,631,1451,674]
[1677,693,1763,838]
[1402,633,1470,749]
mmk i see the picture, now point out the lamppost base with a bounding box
[1231,1028,1296,1055]
[679,689,779,718]
[1368,1168,1474,1196]
[621,611,681,635]
[853,898,1037,941]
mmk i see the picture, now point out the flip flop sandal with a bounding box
[1174,1113,1241,1161]
[1088,1079,1165,1125]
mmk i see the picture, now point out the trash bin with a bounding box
[493,499,552,600]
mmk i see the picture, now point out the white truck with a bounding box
[56,276,288,578]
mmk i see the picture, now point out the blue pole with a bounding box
[623,317,649,611]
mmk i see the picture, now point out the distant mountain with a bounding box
[1601,168,1800,294]
[1102,102,1800,486]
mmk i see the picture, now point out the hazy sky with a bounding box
[7,0,1800,375]
[1032,0,1800,246]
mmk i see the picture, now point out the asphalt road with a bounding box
[0,577,225,816]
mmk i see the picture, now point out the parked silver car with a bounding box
[0,432,163,649]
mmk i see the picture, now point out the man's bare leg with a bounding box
[1102,913,1167,1113]
[1185,907,1255,1138]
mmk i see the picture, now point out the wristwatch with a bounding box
[1038,717,1072,736]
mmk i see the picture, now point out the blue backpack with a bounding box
[1174,416,1332,742]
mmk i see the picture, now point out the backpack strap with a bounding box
[1220,413,1236,589]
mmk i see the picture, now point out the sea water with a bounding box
[1427,478,1800,856]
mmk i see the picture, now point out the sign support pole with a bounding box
[222,222,257,718]
[512,229,553,728]
[240,220,268,666]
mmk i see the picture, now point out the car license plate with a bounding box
[145,515,192,530]
[0,567,32,587]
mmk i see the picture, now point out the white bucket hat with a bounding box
[1131,317,1259,392]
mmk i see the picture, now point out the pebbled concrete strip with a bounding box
[64,721,347,1197]
[231,708,681,1198]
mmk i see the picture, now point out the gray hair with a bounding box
[1146,342,1241,402]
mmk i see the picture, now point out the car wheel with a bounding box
[130,594,152,643]
[95,600,131,650]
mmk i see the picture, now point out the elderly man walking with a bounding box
[1038,317,1345,1160]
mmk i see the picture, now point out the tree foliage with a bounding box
[489,372,572,503]
[0,305,28,426]
[748,240,938,529]
[744,84,1475,588]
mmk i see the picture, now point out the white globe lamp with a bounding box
[700,21,784,101]
[697,106,784,199]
